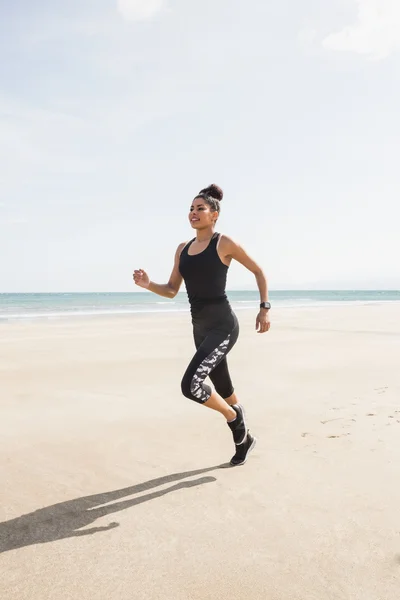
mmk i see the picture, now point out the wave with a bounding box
[1,298,400,323]
[0,307,190,321]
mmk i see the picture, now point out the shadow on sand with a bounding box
[0,464,228,553]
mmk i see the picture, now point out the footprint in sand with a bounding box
[320,418,356,425]
[374,386,388,395]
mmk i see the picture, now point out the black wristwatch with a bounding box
[260,302,271,310]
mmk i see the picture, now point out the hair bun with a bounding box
[199,184,223,202]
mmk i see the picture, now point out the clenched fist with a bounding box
[133,269,150,289]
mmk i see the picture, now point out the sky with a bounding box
[0,0,399,292]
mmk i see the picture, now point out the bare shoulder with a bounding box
[219,233,262,272]
[218,233,241,257]
[175,241,189,258]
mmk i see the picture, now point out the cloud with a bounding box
[323,0,400,60]
[117,0,165,21]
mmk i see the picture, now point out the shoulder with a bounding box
[175,240,190,258]
[218,233,241,255]
[218,233,236,245]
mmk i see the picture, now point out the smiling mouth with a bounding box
[191,218,199,222]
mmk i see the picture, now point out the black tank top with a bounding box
[179,233,229,311]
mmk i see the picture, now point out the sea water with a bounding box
[0,290,399,323]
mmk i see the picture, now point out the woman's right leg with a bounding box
[188,330,236,419]
[208,358,240,406]
[181,327,238,414]
[181,327,247,444]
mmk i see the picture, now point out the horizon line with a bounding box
[1,288,399,295]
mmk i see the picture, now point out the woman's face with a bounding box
[189,198,218,230]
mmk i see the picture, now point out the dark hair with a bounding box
[194,184,224,213]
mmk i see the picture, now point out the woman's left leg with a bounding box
[207,343,256,466]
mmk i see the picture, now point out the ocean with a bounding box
[0,290,399,323]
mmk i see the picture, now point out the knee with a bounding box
[181,374,204,403]
[180,375,193,400]
[181,372,198,400]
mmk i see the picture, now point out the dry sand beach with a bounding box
[1,304,400,600]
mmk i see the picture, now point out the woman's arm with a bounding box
[133,242,186,299]
[219,235,270,333]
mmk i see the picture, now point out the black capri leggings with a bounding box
[181,303,239,404]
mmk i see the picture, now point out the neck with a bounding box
[196,227,215,243]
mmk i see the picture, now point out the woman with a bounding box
[133,184,270,466]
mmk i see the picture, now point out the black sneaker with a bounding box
[227,404,247,445]
[230,432,257,466]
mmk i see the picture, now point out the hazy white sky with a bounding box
[1,0,399,292]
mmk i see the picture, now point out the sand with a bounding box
[1,304,400,600]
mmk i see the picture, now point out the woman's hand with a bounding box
[256,310,270,334]
[133,269,150,289]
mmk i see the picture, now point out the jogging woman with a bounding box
[133,184,270,466]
